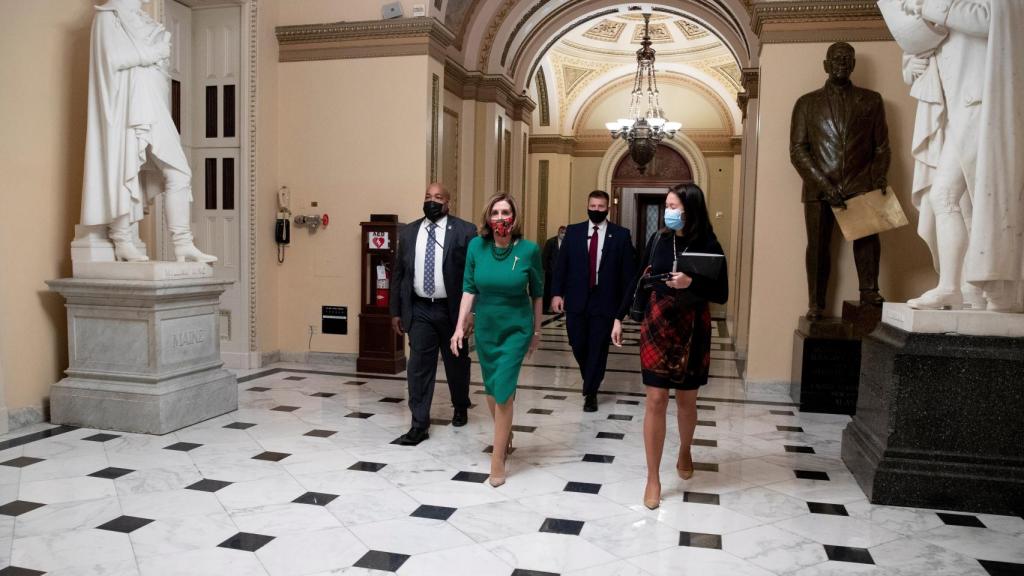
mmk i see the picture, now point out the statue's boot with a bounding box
[962,283,986,310]
[108,215,149,262]
[985,281,1021,313]
[908,212,966,310]
[165,189,217,263]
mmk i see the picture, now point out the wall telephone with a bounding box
[276,187,291,263]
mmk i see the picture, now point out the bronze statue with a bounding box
[790,42,891,320]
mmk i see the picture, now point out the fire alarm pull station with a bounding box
[321,306,347,335]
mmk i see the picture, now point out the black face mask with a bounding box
[588,209,608,224]
[423,200,446,222]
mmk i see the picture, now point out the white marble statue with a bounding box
[879,0,1024,311]
[81,0,215,263]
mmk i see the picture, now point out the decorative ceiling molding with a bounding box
[559,39,726,59]
[445,58,537,124]
[675,19,710,41]
[749,1,892,43]
[275,17,455,62]
[631,22,673,44]
[535,68,551,126]
[582,19,626,42]
[561,65,594,96]
[737,66,759,119]
[711,61,742,91]
[553,131,741,157]
[529,135,578,155]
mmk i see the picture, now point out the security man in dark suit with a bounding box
[790,42,891,320]
[552,190,636,412]
[542,226,566,313]
[390,183,477,445]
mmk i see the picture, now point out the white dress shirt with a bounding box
[414,216,448,299]
[588,219,608,285]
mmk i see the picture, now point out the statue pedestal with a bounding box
[841,306,1024,515]
[46,276,237,434]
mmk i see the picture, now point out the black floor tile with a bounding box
[218,532,275,552]
[0,425,76,453]
[82,433,121,442]
[616,400,640,406]
[607,414,632,421]
[349,461,387,472]
[540,518,585,536]
[293,491,338,506]
[684,492,720,505]
[565,482,601,494]
[693,462,719,472]
[696,404,716,411]
[164,442,202,452]
[379,397,404,403]
[452,471,489,483]
[0,457,44,468]
[186,479,233,492]
[353,550,410,572]
[528,408,553,415]
[696,420,716,427]
[411,504,457,520]
[310,392,336,398]
[582,454,614,464]
[304,429,337,438]
[544,395,567,400]
[482,445,517,454]
[795,470,830,481]
[808,502,848,516]
[224,422,257,430]
[88,467,134,480]
[777,425,804,432]
[510,570,560,576]
[97,515,154,533]
[283,376,306,381]
[271,405,300,412]
[345,381,367,386]
[679,531,722,549]
[0,500,45,517]
[346,412,374,419]
[937,512,986,528]
[252,451,291,462]
[247,386,271,392]
[430,418,452,426]
[0,567,46,576]
[692,438,718,447]
[596,432,625,440]
[770,410,795,415]
[512,425,536,433]
[785,445,816,454]
[979,559,1024,576]
[824,545,874,564]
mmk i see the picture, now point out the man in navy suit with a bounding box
[552,190,636,412]
[390,183,476,445]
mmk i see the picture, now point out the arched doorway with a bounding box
[612,144,691,252]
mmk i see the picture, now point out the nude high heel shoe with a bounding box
[677,449,694,480]
[643,480,661,510]
[488,432,513,487]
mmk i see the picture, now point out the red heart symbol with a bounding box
[372,237,385,248]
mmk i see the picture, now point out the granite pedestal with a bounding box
[46,275,238,434]
[842,304,1024,515]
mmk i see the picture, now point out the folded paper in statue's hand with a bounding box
[832,187,909,241]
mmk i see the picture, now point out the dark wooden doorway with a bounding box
[611,145,692,250]
[635,193,666,255]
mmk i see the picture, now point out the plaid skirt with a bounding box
[639,290,712,389]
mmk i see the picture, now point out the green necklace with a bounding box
[491,239,515,261]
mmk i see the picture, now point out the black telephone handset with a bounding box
[275,218,290,245]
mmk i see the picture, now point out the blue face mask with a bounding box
[664,208,685,231]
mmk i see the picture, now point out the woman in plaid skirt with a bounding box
[612,184,728,509]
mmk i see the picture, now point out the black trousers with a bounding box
[804,201,880,311]
[406,299,471,429]
[565,297,615,396]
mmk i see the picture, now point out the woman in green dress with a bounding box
[450,193,543,487]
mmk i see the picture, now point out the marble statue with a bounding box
[879,0,1023,311]
[790,42,891,320]
[81,0,216,263]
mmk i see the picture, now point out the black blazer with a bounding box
[542,236,560,274]
[790,82,891,203]
[552,220,636,316]
[389,215,477,331]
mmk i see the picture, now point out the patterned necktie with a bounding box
[588,225,599,288]
[424,222,437,296]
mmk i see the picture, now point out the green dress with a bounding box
[463,236,543,404]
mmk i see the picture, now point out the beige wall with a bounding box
[530,154,573,243]
[257,0,281,355]
[0,1,94,417]
[745,41,936,384]
[569,156,602,226]
[275,55,433,355]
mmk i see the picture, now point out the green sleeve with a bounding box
[528,242,544,298]
[462,237,479,294]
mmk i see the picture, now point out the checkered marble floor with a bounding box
[0,316,1021,575]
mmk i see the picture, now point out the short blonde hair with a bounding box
[478,193,523,240]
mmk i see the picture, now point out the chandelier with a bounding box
[605,12,681,174]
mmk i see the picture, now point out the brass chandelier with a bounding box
[605,12,681,173]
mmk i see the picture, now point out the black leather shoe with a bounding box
[583,394,598,412]
[397,427,429,446]
[451,408,468,427]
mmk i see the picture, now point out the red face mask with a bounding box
[490,217,513,237]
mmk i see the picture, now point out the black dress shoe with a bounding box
[451,408,468,427]
[397,427,429,446]
[583,394,598,412]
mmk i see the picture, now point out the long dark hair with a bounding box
[666,183,713,242]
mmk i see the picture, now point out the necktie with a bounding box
[588,225,599,288]
[424,222,437,296]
